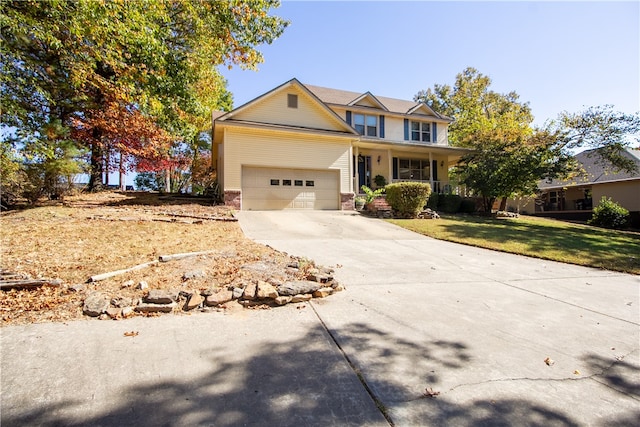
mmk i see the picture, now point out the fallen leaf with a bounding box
[124,331,139,337]
[423,387,440,398]
[573,370,580,375]
[544,357,555,366]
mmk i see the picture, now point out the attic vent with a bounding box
[287,94,298,108]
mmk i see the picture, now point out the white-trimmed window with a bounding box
[354,113,377,137]
[410,121,431,142]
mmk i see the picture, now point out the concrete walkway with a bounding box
[2,210,638,426]
[238,211,640,426]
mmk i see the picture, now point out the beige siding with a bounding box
[593,180,640,211]
[233,87,344,131]
[223,128,352,193]
[384,116,405,141]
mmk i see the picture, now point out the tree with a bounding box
[415,67,566,210]
[415,68,640,212]
[1,0,288,197]
[415,67,534,148]
[552,105,640,173]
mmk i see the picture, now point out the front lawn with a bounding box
[388,215,640,274]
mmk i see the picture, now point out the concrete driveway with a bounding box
[2,211,638,426]
[238,210,640,426]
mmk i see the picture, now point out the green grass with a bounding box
[388,215,640,274]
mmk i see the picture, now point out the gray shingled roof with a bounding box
[303,83,449,119]
[539,147,640,189]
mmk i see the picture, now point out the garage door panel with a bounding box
[242,167,338,210]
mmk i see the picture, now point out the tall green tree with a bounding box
[415,67,563,210]
[1,0,287,196]
[415,68,640,212]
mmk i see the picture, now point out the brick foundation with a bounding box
[341,193,355,210]
[224,190,241,210]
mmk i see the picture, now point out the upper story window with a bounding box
[354,113,377,137]
[287,94,298,108]
[411,121,431,142]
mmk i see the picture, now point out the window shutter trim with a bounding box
[379,115,385,138]
[432,122,438,143]
[346,111,352,125]
[403,119,409,140]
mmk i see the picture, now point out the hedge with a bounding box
[385,182,431,218]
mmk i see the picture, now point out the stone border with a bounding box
[82,264,344,320]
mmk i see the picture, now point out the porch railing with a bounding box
[391,179,465,195]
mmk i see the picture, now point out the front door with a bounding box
[357,155,372,189]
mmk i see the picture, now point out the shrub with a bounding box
[385,182,431,218]
[438,194,462,213]
[459,198,477,214]
[361,185,385,204]
[588,197,629,229]
[373,174,387,188]
[426,193,439,210]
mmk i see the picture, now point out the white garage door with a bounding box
[242,167,339,210]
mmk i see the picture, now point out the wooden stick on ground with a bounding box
[1,279,62,291]
[88,260,159,282]
[158,250,216,263]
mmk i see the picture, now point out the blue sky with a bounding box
[221,0,639,127]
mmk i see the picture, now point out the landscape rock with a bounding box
[277,281,322,296]
[332,283,345,292]
[135,302,176,313]
[291,294,313,303]
[106,307,122,319]
[144,290,176,304]
[69,283,87,293]
[243,282,257,300]
[184,291,203,311]
[121,307,134,318]
[256,281,278,299]
[111,297,134,308]
[274,296,292,305]
[83,292,110,317]
[205,289,233,306]
[312,287,334,298]
[232,287,244,299]
[136,281,149,290]
[121,280,134,288]
[182,270,206,281]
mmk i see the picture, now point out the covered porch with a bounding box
[352,141,469,195]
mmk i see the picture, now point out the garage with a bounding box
[242,167,339,210]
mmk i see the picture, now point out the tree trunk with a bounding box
[119,151,125,191]
[88,142,103,191]
[164,168,171,193]
[499,197,508,211]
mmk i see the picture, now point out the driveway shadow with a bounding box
[1,323,603,427]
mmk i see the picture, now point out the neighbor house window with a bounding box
[353,113,377,137]
[270,179,280,186]
[410,121,431,142]
[287,94,298,108]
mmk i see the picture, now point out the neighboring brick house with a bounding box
[212,78,469,210]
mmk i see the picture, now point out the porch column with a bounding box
[428,152,433,191]
[387,149,392,184]
[354,146,360,193]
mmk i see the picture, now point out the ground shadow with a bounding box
[1,322,591,427]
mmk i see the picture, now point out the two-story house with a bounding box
[212,78,469,210]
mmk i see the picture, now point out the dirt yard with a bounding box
[1,192,314,325]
